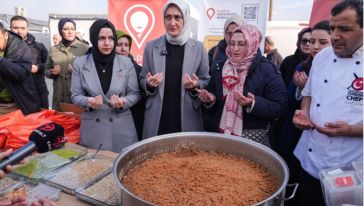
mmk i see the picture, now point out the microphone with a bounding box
[160,49,168,56]
[0,122,66,170]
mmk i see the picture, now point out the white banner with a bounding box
[198,0,269,51]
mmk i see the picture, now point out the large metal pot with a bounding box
[113,132,297,206]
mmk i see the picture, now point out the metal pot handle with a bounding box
[275,183,299,201]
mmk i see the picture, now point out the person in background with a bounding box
[292,0,363,205]
[291,20,331,103]
[52,34,62,46]
[278,21,332,205]
[116,30,145,140]
[45,18,89,111]
[280,27,312,87]
[197,24,288,147]
[71,19,140,152]
[0,22,40,115]
[140,0,210,139]
[271,27,312,151]
[75,31,90,45]
[264,36,283,67]
[208,15,244,73]
[10,15,49,109]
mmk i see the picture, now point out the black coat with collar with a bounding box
[0,31,41,114]
[204,50,288,132]
[25,33,49,93]
[279,49,308,87]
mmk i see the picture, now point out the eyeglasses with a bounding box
[301,38,310,45]
[164,15,183,22]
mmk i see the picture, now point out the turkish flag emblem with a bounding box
[350,73,363,91]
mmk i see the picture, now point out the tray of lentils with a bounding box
[44,153,114,195]
[75,169,121,206]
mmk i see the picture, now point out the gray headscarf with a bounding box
[163,0,191,46]
[223,15,245,36]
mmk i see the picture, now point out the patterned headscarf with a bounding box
[163,0,191,46]
[219,24,262,136]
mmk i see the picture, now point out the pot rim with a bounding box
[113,132,289,205]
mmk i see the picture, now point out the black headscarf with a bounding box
[58,18,76,47]
[89,19,117,63]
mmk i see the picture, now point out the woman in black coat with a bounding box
[198,24,288,147]
[280,27,311,87]
[115,30,145,140]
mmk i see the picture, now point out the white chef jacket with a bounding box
[294,46,363,179]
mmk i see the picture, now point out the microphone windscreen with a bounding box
[29,122,66,153]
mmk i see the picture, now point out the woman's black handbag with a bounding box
[241,125,270,147]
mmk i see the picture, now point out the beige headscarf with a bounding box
[223,15,245,36]
[163,0,191,46]
[219,24,262,136]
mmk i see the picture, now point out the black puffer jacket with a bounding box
[204,50,288,132]
[0,31,41,114]
[25,33,49,93]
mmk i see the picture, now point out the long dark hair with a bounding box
[295,27,312,62]
[301,20,331,74]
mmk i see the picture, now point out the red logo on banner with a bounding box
[109,0,167,64]
[124,4,155,49]
[206,8,215,20]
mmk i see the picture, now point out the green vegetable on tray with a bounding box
[52,149,80,159]
[14,160,39,178]
[13,148,82,179]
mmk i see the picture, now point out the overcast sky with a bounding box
[1,0,313,22]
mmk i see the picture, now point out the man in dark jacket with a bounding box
[264,36,283,67]
[11,15,49,109]
[0,22,41,115]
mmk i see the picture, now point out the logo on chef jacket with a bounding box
[346,73,363,104]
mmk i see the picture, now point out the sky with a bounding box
[1,0,314,22]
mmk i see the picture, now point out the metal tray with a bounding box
[76,169,121,206]
[0,175,23,193]
[0,180,34,202]
[44,153,114,195]
[11,143,87,180]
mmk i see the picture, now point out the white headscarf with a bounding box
[223,15,245,36]
[163,0,191,46]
